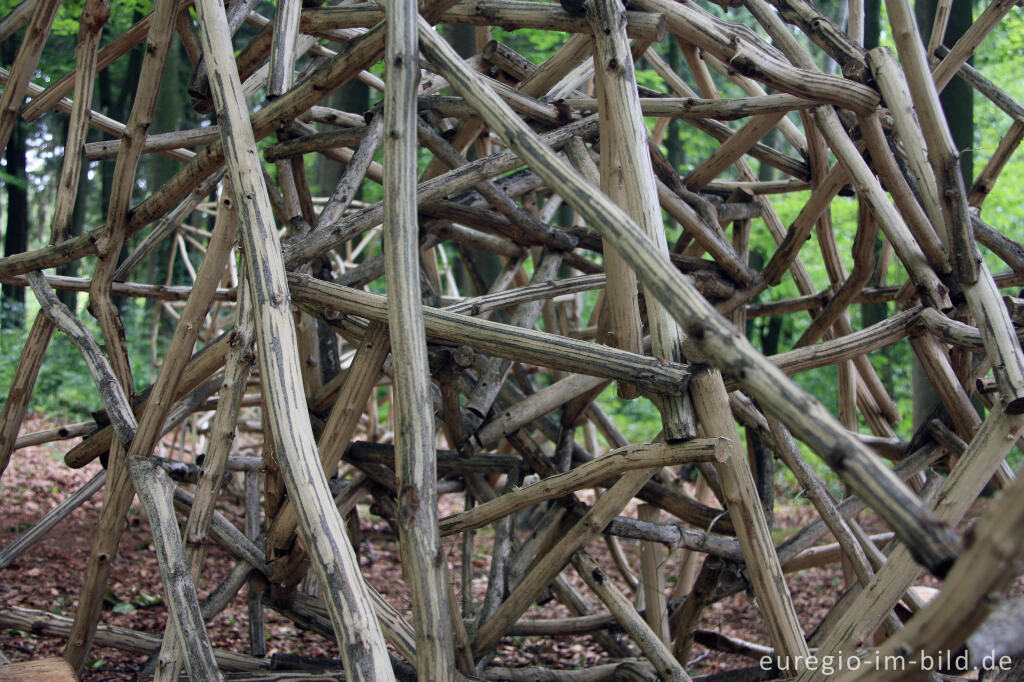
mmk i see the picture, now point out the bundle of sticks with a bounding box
[2,0,1024,679]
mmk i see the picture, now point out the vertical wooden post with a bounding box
[587,0,693,439]
[638,504,670,645]
[690,370,810,671]
[383,1,456,679]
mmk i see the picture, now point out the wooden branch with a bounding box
[0,0,38,43]
[86,0,181,429]
[0,271,234,303]
[0,606,269,672]
[474,373,609,448]
[768,0,868,80]
[856,112,950,274]
[63,83,226,667]
[970,119,1024,208]
[684,112,787,190]
[930,0,1019,93]
[0,316,55,477]
[193,0,394,676]
[50,0,108,243]
[924,0,952,64]
[587,0,694,438]
[0,0,60,156]
[126,456,222,681]
[26,273,137,447]
[20,10,154,122]
[115,170,226,282]
[11,421,95,451]
[314,114,385,231]
[153,187,246,682]
[637,505,670,645]
[975,215,1024,275]
[794,200,879,348]
[84,126,220,160]
[309,1,666,40]
[383,2,456,676]
[604,517,742,560]
[764,414,878,590]
[268,0,301,96]
[571,551,690,681]
[566,132,643,400]
[691,369,810,665]
[811,105,948,310]
[935,44,1024,123]
[441,439,727,536]
[290,276,691,393]
[263,125,368,162]
[564,94,818,120]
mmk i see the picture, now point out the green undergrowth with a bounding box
[0,299,163,421]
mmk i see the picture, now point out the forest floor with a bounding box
[0,416,955,681]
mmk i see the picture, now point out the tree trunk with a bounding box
[865,0,882,49]
[916,0,973,183]
[911,0,974,429]
[57,122,91,311]
[2,38,29,330]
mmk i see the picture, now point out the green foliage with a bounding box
[0,299,160,420]
[491,27,569,67]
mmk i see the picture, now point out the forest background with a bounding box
[2,0,1023,497]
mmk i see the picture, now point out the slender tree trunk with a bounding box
[865,0,882,49]
[757,129,778,181]
[911,0,974,429]
[2,38,29,329]
[57,123,91,311]
[664,39,686,173]
[859,0,890,385]
[315,83,370,196]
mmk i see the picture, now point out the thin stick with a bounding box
[50,0,108,243]
[587,0,693,439]
[0,0,60,156]
[638,505,670,645]
[0,471,106,570]
[0,315,54,478]
[572,551,690,681]
[690,368,810,665]
[441,440,727,535]
[1,606,268,672]
[126,456,222,681]
[0,0,38,43]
